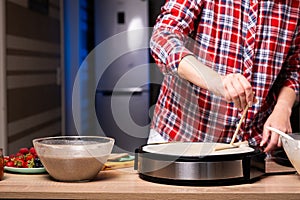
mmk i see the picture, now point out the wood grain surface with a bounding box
[0,167,300,200]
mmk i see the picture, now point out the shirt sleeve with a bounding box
[282,21,300,101]
[149,0,203,75]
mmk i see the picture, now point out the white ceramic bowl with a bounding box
[33,136,114,182]
[281,134,300,174]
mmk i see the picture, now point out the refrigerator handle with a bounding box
[96,87,144,96]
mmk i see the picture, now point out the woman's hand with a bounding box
[219,74,254,110]
[260,87,296,153]
[261,100,293,152]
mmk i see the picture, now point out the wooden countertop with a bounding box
[0,167,300,200]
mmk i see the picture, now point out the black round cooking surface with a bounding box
[135,142,266,186]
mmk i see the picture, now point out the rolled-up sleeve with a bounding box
[283,22,300,101]
[150,0,202,75]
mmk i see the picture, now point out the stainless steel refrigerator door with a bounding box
[95,91,150,153]
[94,0,150,153]
[94,0,149,44]
[97,49,149,91]
[94,0,149,91]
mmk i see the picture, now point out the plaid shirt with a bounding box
[150,0,300,146]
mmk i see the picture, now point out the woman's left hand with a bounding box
[260,101,292,152]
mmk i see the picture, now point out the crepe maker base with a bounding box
[135,143,266,186]
[138,173,264,186]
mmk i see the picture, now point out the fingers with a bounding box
[261,125,292,153]
[262,131,280,153]
[260,126,270,148]
[277,137,282,148]
[238,75,254,107]
[222,74,254,110]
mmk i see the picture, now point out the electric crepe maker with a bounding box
[135,142,266,186]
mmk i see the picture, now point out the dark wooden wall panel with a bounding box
[6,2,60,43]
[5,0,62,154]
[7,85,61,122]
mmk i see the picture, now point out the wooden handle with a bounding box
[213,144,237,151]
[103,160,134,171]
[214,141,249,151]
[229,104,249,145]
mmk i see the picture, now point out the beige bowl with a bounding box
[33,136,114,182]
[281,134,300,174]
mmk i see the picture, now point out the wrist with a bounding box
[274,100,292,116]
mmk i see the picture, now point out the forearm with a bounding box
[274,86,297,115]
[178,55,223,95]
[178,55,255,109]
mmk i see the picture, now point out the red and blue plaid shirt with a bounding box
[150,0,300,146]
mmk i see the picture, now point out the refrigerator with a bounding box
[94,0,150,153]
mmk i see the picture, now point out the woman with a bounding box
[148,0,300,152]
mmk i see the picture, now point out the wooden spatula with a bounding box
[214,104,249,151]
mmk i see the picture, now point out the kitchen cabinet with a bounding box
[0,167,300,200]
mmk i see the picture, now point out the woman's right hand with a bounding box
[219,74,254,110]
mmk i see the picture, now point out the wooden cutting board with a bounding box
[103,153,135,170]
[265,157,295,174]
[103,160,134,170]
